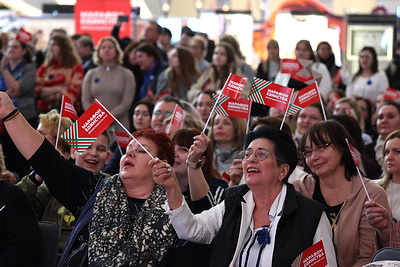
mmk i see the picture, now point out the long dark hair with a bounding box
[211,42,237,90]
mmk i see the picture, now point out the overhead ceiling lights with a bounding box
[0,0,42,17]
[55,0,76,4]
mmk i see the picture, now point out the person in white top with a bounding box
[346,47,389,104]
[150,126,337,266]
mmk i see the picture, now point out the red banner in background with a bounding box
[75,0,131,44]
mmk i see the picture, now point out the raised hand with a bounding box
[149,157,178,190]
[187,132,209,164]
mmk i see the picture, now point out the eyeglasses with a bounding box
[239,148,283,163]
[153,110,173,118]
[302,142,332,158]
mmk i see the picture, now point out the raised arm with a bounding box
[187,132,211,201]
[0,92,44,159]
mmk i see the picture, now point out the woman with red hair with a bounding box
[0,90,178,266]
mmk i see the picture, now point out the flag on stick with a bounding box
[281,58,313,83]
[60,95,78,121]
[55,95,78,149]
[249,77,293,111]
[211,94,251,119]
[287,82,320,115]
[61,100,115,153]
[221,73,247,99]
[345,138,370,201]
[166,104,185,134]
[291,240,327,267]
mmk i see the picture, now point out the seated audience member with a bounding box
[333,97,372,145]
[159,27,174,54]
[150,126,337,266]
[192,90,213,123]
[0,91,177,266]
[355,97,378,142]
[374,101,400,167]
[209,114,246,175]
[0,145,41,266]
[188,35,210,74]
[188,42,242,102]
[219,34,255,82]
[151,96,182,132]
[135,42,168,103]
[376,130,400,222]
[293,103,326,168]
[156,46,199,101]
[164,128,227,266]
[292,120,390,266]
[18,133,111,261]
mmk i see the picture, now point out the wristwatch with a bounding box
[186,159,202,169]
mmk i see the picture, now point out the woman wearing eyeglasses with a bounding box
[292,120,390,266]
[150,126,337,266]
[346,47,389,104]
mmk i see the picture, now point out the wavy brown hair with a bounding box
[45,34,81,68]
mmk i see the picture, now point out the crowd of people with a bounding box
[0,19,400,266]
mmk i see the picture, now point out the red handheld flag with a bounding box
[281,59,313,83]
[346,139,361,168]
[61,100,115,153]
[383,88,400,101]
[212,94,251,119]
[221,73,247,99]
[249,77,293,111]
[288,82,320,115]
[291,240,327,267]
[16,28,32,43]
[60,95,78,121]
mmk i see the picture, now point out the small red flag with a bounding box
[383,88,400,101]
[60,95,78,121]
[291,240,327,267]
[249,77,293,111]
[16,28,32,43]
[288,82,320,115]
[61,100,115,153]
[212,94,251,119]
[221,73,247,99]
